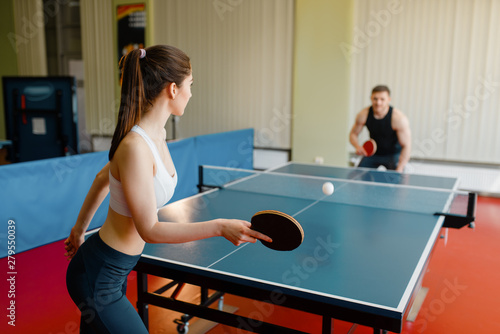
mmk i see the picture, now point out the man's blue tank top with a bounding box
[365,106,401,155]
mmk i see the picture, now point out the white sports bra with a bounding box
[109,125,177,217]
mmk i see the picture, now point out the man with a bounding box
[349,85,411,172]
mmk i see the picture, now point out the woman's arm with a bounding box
[140,219,268,246]
[118,138,271,246]
[64,162,110,260]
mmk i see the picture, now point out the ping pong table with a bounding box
[134,162,474,333]
[0,139,12,149]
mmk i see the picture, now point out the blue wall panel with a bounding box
[0,129,253,257]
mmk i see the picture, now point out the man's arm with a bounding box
[393,110,411,172]
[349,108,369,156]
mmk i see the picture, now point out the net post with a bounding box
[198,165,204,193]
[436,191,477,229]
[467,192,477,228]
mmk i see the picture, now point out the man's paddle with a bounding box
[362,139,377,157]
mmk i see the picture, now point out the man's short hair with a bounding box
[372,85,391,96]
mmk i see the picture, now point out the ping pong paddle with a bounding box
[362,139,377,157]
[251,210,304,251]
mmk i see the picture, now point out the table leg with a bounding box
[322,316,332,333]
[137,272,149,330]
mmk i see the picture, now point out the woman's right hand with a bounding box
[218,219,272,246]
[64,226,85,261]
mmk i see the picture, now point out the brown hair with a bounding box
[109,45,191,160]
[371,85,391,96]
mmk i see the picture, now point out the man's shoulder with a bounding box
[353,107,370,125]
[357,107,370,119]
[391,108,410,128]
[391,107,407,119]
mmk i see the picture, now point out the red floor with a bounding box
[1,196,499,334]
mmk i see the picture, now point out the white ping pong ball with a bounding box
[322,182,334,196]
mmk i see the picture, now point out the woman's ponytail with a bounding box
[109,49,146,160]
[108,45,191,161]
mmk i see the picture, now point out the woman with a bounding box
[65,45,271,333]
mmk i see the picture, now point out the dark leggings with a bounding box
[358,153,401,170]
[66,232,147,333]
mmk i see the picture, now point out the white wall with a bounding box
[349,0,500,164]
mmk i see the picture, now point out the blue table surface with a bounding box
[271,163,458,190]
[146,163,459,314]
